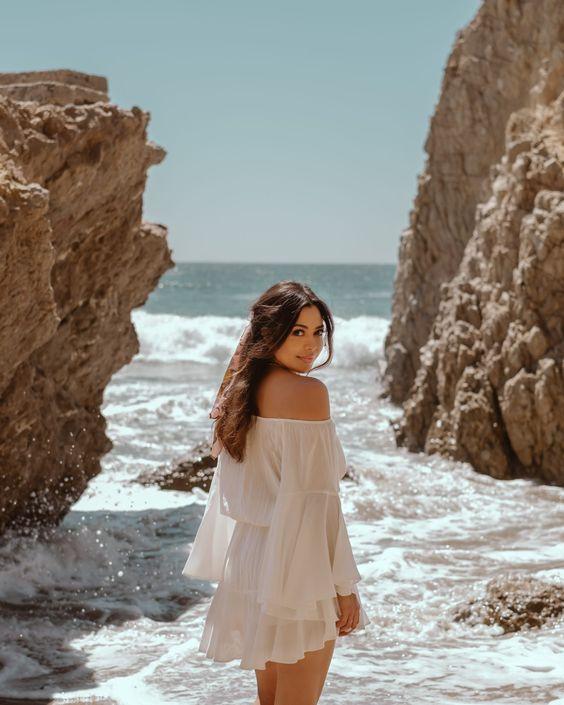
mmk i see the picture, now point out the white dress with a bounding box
[181,415,371,671]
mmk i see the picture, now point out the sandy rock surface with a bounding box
[384,0,564,484]
[0,69,174,533]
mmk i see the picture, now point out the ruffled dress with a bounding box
[181,415,370,670]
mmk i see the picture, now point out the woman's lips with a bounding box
[298,355,314,362]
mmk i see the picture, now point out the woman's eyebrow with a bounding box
[293,323,325,329]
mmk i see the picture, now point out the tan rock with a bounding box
[385,0,564,485]
[394,95,564,483]
[383,0,564,405]
[0,81,108,106]
[0,70,173,533]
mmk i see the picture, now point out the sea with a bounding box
[0,262,563,705]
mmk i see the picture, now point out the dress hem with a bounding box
[199,630,343,671]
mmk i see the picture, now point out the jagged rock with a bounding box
[136,441,218,492]
[0,69,174,534]
[393,88,564,483]
[453,575,564,633]
[384,1,564,485]
[383,0,564,405]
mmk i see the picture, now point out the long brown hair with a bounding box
[213,280,335,462]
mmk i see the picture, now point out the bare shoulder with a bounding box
[296,375,330,417]
[256,369,331,421]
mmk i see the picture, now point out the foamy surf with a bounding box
[131,311,389,369]
[0,312,563,704]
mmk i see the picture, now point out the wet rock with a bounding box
[0,70,174,534]
[136,441,218,492]
[454,575,564,633]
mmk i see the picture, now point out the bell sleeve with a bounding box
[255,421,366,622]
[181,459,236,582]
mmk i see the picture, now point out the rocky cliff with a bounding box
[0,69,174,533]
[383,0,564,484]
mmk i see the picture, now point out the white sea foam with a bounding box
[131,311,249,365]
[1,319,563,704]
[131,311,388,369]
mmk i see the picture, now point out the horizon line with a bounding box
[170,260,397,266]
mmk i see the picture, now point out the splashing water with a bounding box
[0,311,563,705]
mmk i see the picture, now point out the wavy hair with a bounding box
[213,280,334,462]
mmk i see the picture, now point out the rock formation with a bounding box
[136,441,217,493]
[383,0,564,484]
[453,574,564,633]
[0,69,174,533]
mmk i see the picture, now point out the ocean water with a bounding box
[0,262,563,705]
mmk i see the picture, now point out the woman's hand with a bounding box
[335,592,360,636]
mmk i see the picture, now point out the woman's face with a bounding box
[273,305,326,373]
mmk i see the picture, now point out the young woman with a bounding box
[182,280,370,705]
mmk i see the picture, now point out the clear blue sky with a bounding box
[1,1,481,264]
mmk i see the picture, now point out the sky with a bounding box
[1,1,482,264]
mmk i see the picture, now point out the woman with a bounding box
[182,280,370,705]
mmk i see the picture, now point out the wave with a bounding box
[130,311,389,369]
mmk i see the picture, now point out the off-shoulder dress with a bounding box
[181,415,370,671]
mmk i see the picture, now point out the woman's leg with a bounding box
[273,638,336,705]
[254,659,278,705]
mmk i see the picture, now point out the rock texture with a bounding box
[0,69,109,105]
[384,0,564,484]
[136,441,217,493]
[453,574,564,633]
[0,69,173,533]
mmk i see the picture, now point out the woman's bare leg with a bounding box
[254,659,278,705]
[273,638,336,705]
